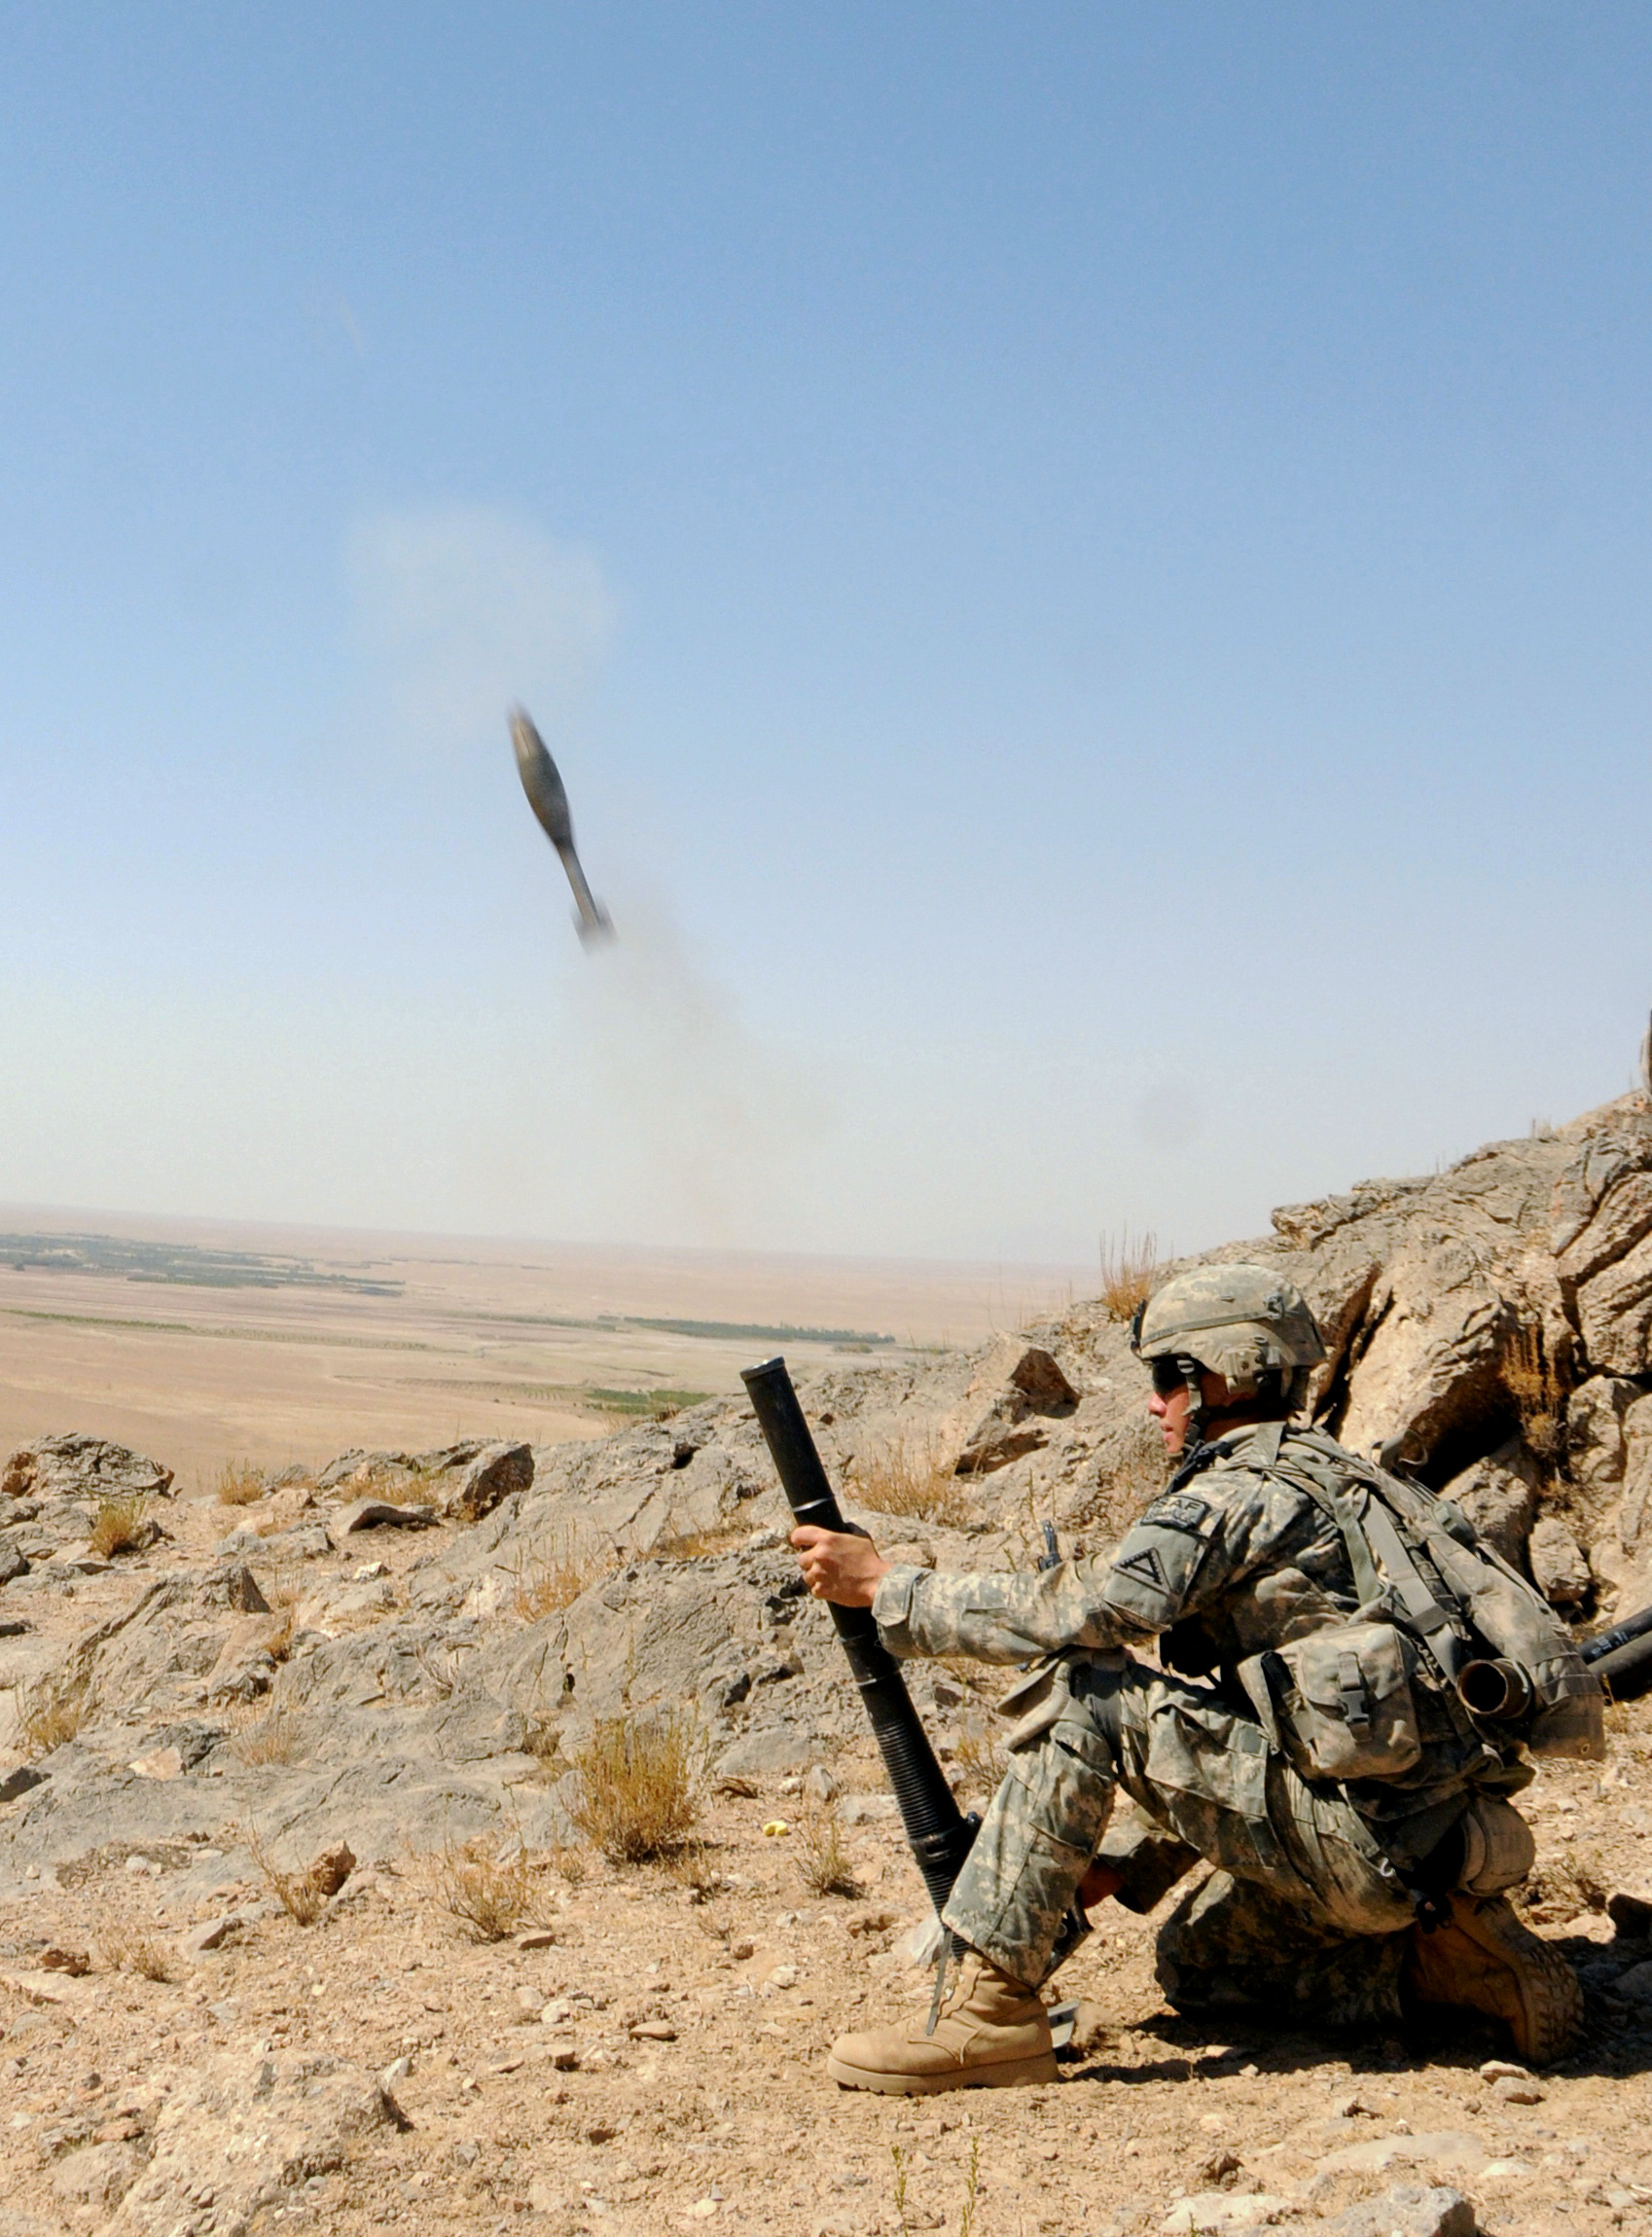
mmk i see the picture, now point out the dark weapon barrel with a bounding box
[1586,1627,1652,1703]
[740,1356,976,1915]
[1580,1602,1652,1666]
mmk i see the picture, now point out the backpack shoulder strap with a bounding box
[1258,1432,1468,1681]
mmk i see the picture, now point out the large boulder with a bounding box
[103,2051,403,2235]
[1566,1374,1642,1493]
[2,1434,173,1503]
[1440,1441,1539,1570]
[1552,1102,1652,1375]
[443,1439,534,1522]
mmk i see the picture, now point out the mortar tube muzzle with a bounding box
[1456,1658,1534,1722]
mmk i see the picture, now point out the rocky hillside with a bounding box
[2,1090,1651,1885]
[0,1094,1650,2237]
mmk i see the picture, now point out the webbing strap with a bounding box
[1260,1444,1466,1684]
[1356,1497,1465,1680]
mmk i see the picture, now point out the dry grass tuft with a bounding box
[845,1435,974,1530]
[1515,1844,1610,1924]
[88,1493,151,1559]
[523,1711,562,1757]
[544,1842,588,1887]
[230,1705,305,1767]
[215,1460,267,1507]
[1098,1229,1160,1322]
[795,1799,862,1898]
[1503,1323,1562,1462]
[263,1595,300,1667]
[13,1666,91,1757]
[244,1821,331,1927]
[511,1533,607,1620]
[654,1517,749,1561]
[667,1839,724,1900]
[100,1918,175,1983]
[568,1711,706,1864]
[426,1831,542,1941]
[951,1713,1006,1793]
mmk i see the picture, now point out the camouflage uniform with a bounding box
[871,1418,1531,2027]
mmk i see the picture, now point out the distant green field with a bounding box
[585,1386,714,1418]
[621,1317,894,1347]
[0,1230,401,1297]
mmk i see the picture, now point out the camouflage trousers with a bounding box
[941,1651,1418,2026]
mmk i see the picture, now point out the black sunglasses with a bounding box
[1148,1356,1189,1397]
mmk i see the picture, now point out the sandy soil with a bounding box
[0,1208,1083,1492]
[0,1459,1646,2237]
[2,1723,1649,2237]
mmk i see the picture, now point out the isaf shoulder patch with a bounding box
[1143,1492,1214,1536]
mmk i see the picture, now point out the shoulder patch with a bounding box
[1113,1544,1171,1593]
[1143,1493,1215,1535]
[1102,1498,1220,1630]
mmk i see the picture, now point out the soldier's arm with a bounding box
[870,1470,1283,1664]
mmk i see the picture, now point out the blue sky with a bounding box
[2,4,1649,1260]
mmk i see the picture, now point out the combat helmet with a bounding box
[1131,1263,1326,1443]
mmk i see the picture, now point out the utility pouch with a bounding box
[1261,1620,1424,1782]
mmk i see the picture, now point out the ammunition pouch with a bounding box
[1239,1621,1423,1782]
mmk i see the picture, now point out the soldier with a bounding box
[791,1265,1597,2094]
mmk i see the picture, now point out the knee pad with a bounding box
[1456,1796,1536,1894]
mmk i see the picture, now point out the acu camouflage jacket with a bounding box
[870,1419,1526,1822]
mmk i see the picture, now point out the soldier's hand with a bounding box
[791,1526,890,1609]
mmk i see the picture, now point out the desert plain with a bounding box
[0,1207,1084,1491]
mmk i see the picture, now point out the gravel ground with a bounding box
[2,1696,1650,2237]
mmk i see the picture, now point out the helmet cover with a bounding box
[1131,1263,1326,1400]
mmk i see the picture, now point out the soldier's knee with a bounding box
[1004,1713,1118,1859]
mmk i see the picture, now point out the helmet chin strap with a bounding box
[1178,1356,1209,1451]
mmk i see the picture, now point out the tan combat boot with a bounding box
[1403,1892,1583,2065]
[826,1951,1058,2095]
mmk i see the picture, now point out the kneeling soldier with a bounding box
[791,1266,1600,2093]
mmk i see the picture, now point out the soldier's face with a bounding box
[1148,1378,1193,1454]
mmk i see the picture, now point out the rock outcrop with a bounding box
[1,1090,1649,1893]
[2,1434,174,1503]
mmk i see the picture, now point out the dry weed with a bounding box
[264,1596,299,1666]
[1515,1844,1610,1925]
[654,1517,749,1560]
[231,1706,305,1767]
[13,1666,90,1757]
[568,1711,706,1864]
[99,1918,175,1983]
[244,1822,332,1927]
[1098,1229,1160,1322]
[1503,1324,1562,1462]
[951,1714,1006,1792]
[426,1831,541,1941]
[846,1436,974,1530]
[795,1799,861,1898]
[545,1842,587,1887]
[667,1839,724,1900]
[215,1461,266,1507]
[88,1493,151,1559]
[511,1533,606,1619]
[520,1712,563,1765]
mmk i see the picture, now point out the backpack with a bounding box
[1246,1427,1603,1775]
